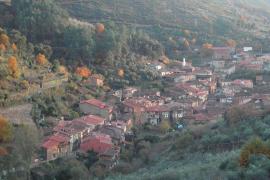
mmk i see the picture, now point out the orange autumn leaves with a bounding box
[8,56,20,78]
[96,23,105,34]
[0,116,12,157]
[36,53,48,65]
[0,34,9,46]
[0,33,17,53]
[76,66,91,78]
[0,116,12,143]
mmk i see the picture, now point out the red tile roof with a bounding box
[42,134,70,149]
[80,99,111,110]
[80,133,113,154]
[76,115,105,126]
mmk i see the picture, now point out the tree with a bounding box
[8,56,20,78]
[117,68,125,78]
[160,55,170,65]
[0,43,6,53]
[76,66,91,79]
[0,116,12,142]
[0,146,8,156]
[96,23,105,34]
[183,39,190,49]
[13,125,39,165]
[58,65,68,76]
[226,39,237,48]
[11,43,17,53]
[36,53,48,65]
[201,43,214,57]
[11,0,68,42]
[0,34,9,46]
[159,120,171,133]
[239,137,270,167]
[84,150,98,169]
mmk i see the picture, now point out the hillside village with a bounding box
[25,44,270,178]
[2,0,270,179]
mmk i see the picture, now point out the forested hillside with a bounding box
[59,0,270,57]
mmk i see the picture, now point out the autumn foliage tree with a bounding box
[117,68,125,78]
[0,34,9,46]
[239,137,270,167]
[96,23,105,34]
[76,66,91,78]
[201,43,214,57]
[11,43,18,53]
[0,146,8,156]
[183,39,190,49]
[36,53,48,65]
[225,39,237,48]
[8,56,20,78]
[0,43,6,52]
[58,65,68,76]
[224,105,258,126]
[0,116,12,143]
[159,120,171,133]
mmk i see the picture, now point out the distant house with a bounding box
[99,125,125,145]
[79,99,113,121]
[79,133,113,154]
[210,60,225,69]
[111,120,132,132]
[212,47,234,60]
[232,79,254,89]
[149,61,165,70]
[98,147,120,169]
[41,134,70,161]
[144,102,184,125]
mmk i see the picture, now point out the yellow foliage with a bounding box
[117,68,125,78]
[76,66,91,78]
[225,39,237,48]
[183,39,190,49]
[160,56,170,65]
[202,43,213,49]
[36,53,48,65]
[0,34,9,46]
[0,116,12,142]
[21,80,30,89]
[159,120,171,133]
[58,65,68,76]
[239,137,270,167]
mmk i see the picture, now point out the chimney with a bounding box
[183,58,186,67]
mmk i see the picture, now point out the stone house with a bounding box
[41,134,70,161]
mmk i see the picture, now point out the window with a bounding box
[164,113,169,118]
